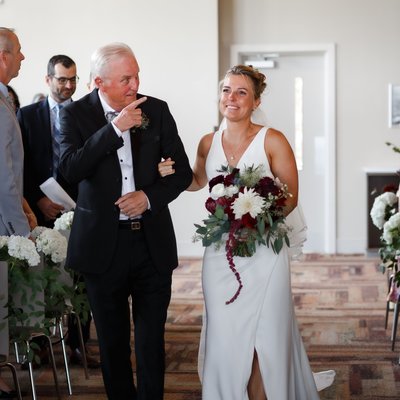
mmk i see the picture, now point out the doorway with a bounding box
[231,44,336,253]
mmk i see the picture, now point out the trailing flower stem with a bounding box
[225,230,243,304]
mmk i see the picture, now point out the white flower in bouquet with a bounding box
[370,191,398,229]
[210,183,227,200]
[35,228,68,264]
[225,185,239,197]
[232,187,266,219]
[382,212,400,244]
[54,211,74,231]
[6,235,40,266]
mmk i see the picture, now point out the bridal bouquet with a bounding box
[194,164,291,304]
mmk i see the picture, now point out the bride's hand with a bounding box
[158,157,175,177]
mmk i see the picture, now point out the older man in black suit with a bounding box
[58,42,192,399]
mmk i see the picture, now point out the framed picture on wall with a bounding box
[389,83,400,128]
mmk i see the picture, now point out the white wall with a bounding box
[4,0,399,255]
[219,0,400,253]
[1,0,219,257]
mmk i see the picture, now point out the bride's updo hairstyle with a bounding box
[224,64,267,100]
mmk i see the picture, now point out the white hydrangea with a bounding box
[54,211,74,231]
[31,226,47,240]
[232,187,265,219]
[35,228,68,264]
[382,212,400,244]
[7,235,40,266]
[370,191,398,229]
[0,236,8,249]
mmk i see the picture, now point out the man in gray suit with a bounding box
[0,27,28,237]
[0,26,27,399]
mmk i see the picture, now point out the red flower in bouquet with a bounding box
[194,164,291,304]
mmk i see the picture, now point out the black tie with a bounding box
[53,104,63,176]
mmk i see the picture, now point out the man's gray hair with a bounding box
[0,27,15,52]
[90,42,135,79]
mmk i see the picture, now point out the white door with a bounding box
[235,48,336,253]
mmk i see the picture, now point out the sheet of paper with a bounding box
[39,177,76,211]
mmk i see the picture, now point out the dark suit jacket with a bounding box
[59,89,192,275]
[18,99,77,226]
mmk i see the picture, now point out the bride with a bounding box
[159,64,334,399]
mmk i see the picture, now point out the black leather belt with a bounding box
[118,220,142,230]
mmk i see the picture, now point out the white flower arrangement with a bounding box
[54,211,74,231]
[2,224,89,358]
[383,212,400,245]
[0,235,40,267]
[370,191,398,229]
[33,227,68,264]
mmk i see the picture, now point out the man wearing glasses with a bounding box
[18,54,79,227]
[17,54,100,370]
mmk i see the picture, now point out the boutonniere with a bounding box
[131,112,150,133]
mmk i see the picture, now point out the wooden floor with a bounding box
[2,254,400,399]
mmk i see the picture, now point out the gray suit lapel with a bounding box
[0,90,18,116]
[0,91,21,130]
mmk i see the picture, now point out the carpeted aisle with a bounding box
[4,254,400,399]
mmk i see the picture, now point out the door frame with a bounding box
[231,43,336,253]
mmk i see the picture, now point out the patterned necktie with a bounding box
[105,111,119,123]
[53,104,63,177]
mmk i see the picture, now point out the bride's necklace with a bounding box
[224,124,254,162]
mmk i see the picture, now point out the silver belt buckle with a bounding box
[130,221,141,230]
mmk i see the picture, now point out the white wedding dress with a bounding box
[198,127,334,400]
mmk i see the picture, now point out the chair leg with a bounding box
[391,298,400,351]
[43,334,62,400]
[1,362,22,400]
[386,274,394,329]
[23,340,38,400]
[58,318,72,395]
[76,315,90,380]
[385,299,391,329]
[3,362,23,400]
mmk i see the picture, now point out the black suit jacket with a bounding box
[18,99,77,225]
[59,89,192,275]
